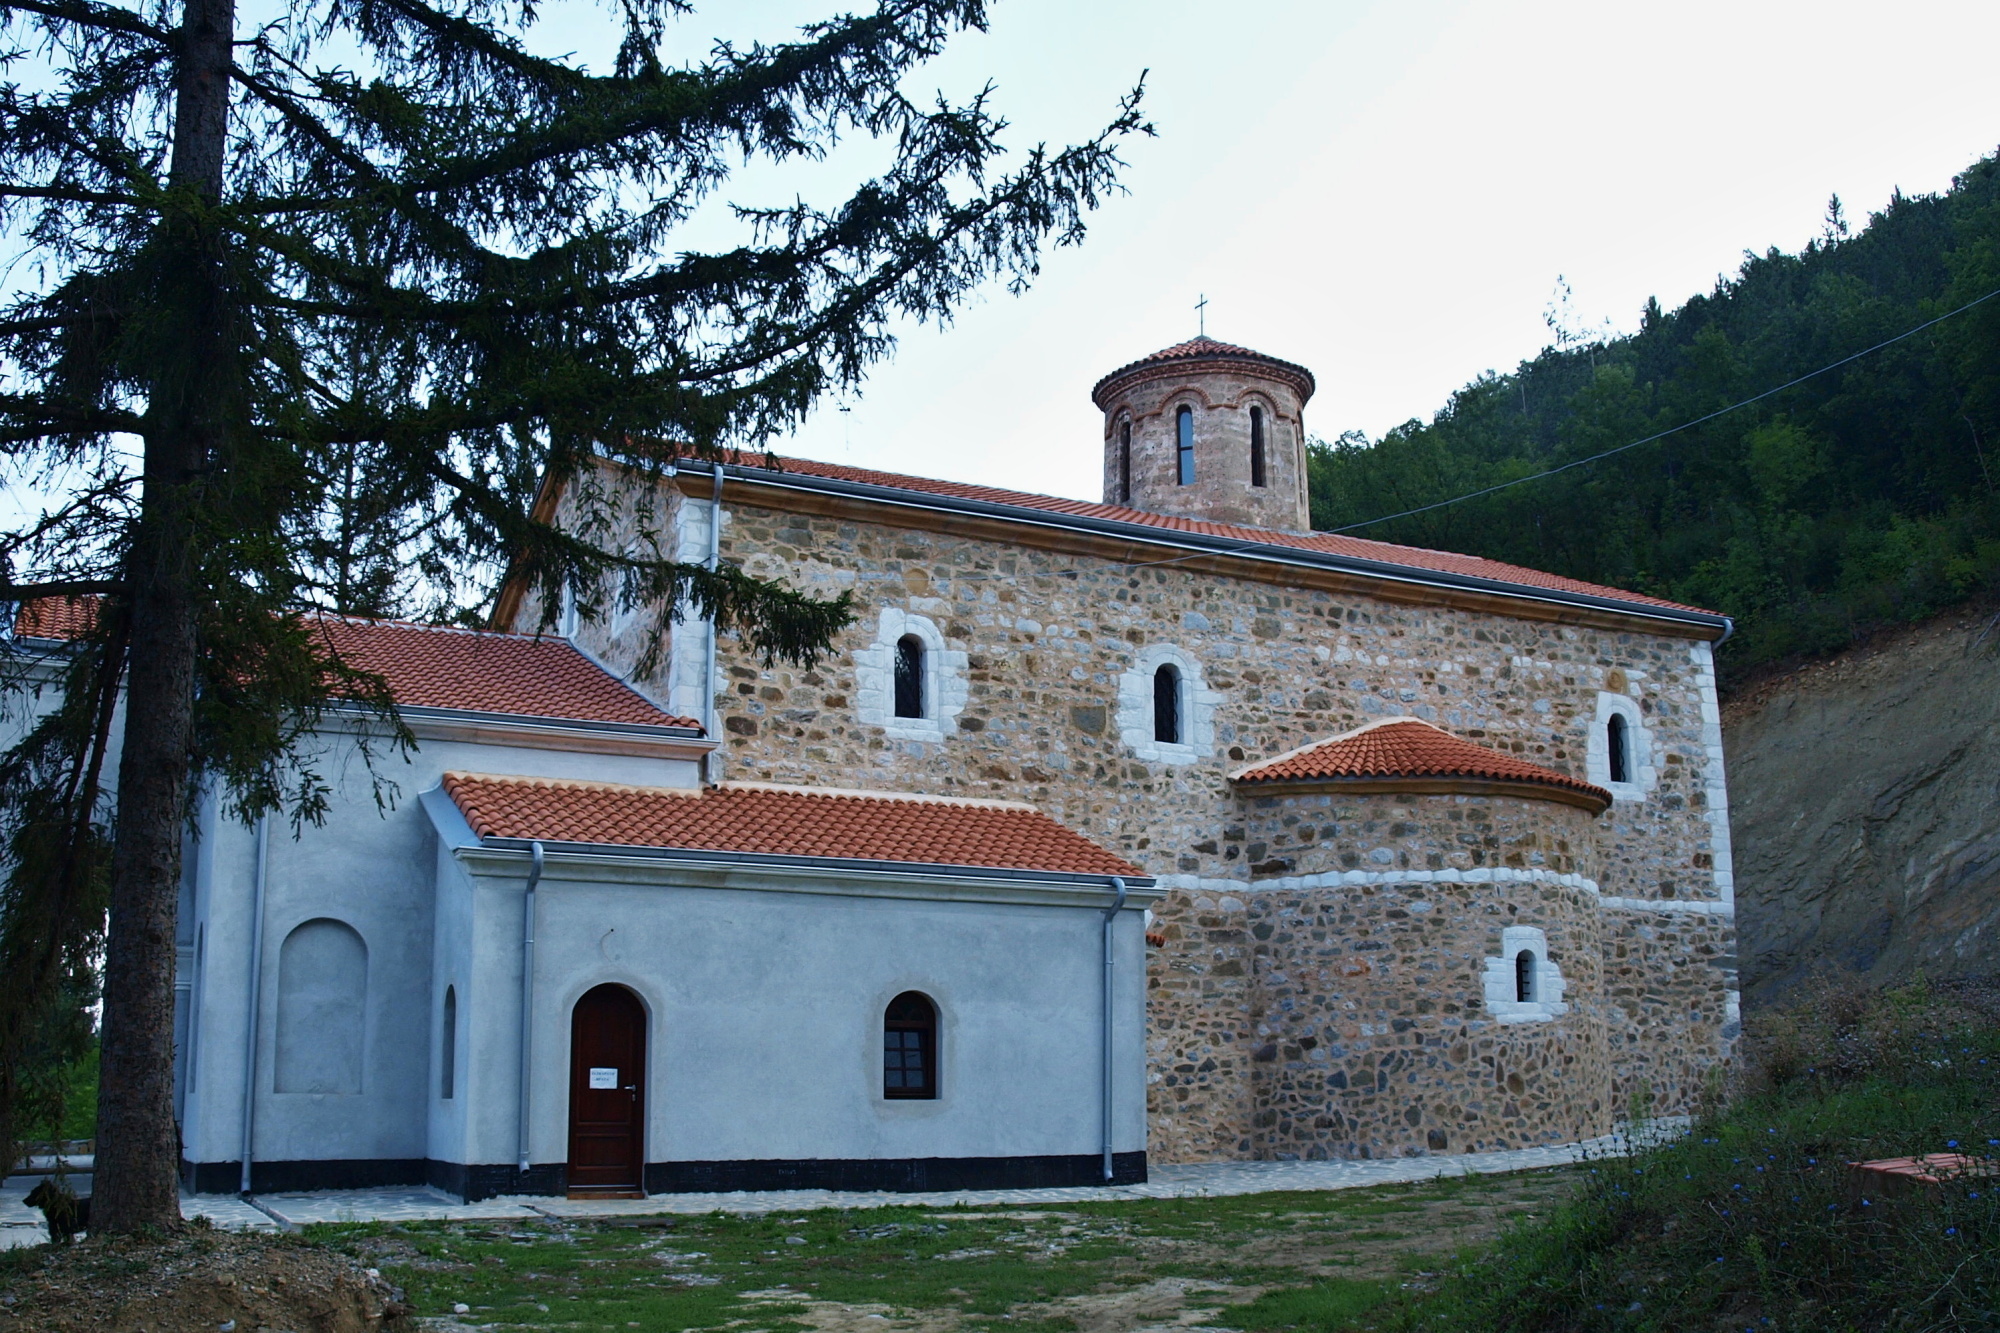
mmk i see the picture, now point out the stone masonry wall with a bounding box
[534,472,1739,1162]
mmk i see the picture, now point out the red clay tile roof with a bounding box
[441,773,1144,877]
[1232,717,1611,810]
[311,618,698,728]
[12,596,100,640]
[715,455,1717,618]
[1091,336,1317,405]
[9,597,695,730]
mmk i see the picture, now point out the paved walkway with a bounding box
[2,1119,1685,1247]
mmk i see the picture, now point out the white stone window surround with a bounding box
[1586,690,1656,801]
[1483,925,1569,1024]
[1117,644,1219,764]
[853,607,968,742]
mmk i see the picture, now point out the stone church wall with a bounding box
[536,474,1738,1163]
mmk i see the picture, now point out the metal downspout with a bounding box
[516,841,545,1176]
[238,814,270,1195]
[704,466,723,782]
[1101,876,1128,1183]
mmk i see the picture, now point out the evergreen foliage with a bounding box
[0,0,1146,1226]
[1309,154,2000,680]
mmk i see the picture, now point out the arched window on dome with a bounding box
[884,991,937,1099]
[1515,950,1537,1004]
[1607,713,1629,785]
[1176,406,1195,485]
[1250,405,1267,488]
[894,634,925,719]
[1153,663,1182,745]
[1119,417,1133,504]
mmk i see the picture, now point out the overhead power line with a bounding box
[1328,284,2000,534]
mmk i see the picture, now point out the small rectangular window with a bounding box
[1176,406,1195,485]
[1250,406,1267,488]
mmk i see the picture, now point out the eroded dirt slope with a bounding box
[1725,606,2000,1005]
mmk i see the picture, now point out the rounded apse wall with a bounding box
[1146,792,1613,1162]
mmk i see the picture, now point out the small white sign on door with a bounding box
[588,1067,618,1090]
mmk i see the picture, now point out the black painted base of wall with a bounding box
[181,1157,428,1195]
[184,1152,1147,1201]
[431,1159,567,1202]
[645,1152,1148,1194]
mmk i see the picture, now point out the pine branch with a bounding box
[0,0,174,44]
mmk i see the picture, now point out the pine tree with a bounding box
[0,0,1147,1231]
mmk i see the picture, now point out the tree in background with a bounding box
[1310,157,2000,679]
[0,0,1147,1231]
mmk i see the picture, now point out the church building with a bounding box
[10,335,1738,1199]
[511,335,1742,1166]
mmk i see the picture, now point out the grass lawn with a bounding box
[310,1168,1576,1333]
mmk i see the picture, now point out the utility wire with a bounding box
[1328,284,2000,533]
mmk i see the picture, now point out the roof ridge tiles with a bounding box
[719,780,1040,811]
[677,453,1722,621]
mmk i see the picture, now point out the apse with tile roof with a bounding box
[1093,336,1315,532]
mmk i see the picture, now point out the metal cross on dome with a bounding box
[1195,293,1208,337]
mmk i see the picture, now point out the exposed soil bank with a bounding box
[1725,605,2000,1005]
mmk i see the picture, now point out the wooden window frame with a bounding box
[883,992,938,1100]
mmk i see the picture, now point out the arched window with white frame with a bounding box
[1118,645,1217,764]
[1484,926,1567,1023]
[1587,690,1654,800]
[854,608,968,742]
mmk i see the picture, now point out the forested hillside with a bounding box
[1308,151,2000,680]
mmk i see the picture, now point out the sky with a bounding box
[584,0,2000,505]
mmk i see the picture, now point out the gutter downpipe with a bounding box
[238,814,270,1195]
[1100,876,1128,1183]
[703,465,724,783]
[516,840,545,1177]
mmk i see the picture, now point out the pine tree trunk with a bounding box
[90,0,237,1234]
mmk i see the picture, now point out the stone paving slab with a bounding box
[254,1187,541,1227]
[517,1120,1689,1220]
[0,1119,1690,1248]
[182,1193,283,1232]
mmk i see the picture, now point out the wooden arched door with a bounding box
[568,984,646,1195]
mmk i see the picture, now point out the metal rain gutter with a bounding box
[1100,876,1128,1183]
[516,840,545,1176]
[474,835,1158,891]
[679,460,1734,638]
[238,814,271,1195]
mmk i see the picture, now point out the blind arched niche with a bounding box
[274,918,368,1094]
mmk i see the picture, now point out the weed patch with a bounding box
[1365,977,2000,1333]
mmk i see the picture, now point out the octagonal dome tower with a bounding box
[1091,336,1316,532]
